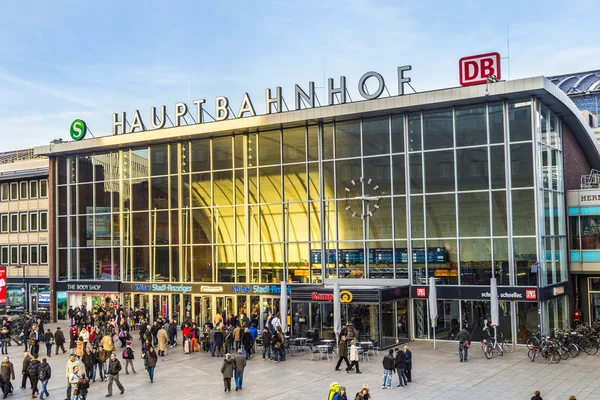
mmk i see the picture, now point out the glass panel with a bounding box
[460,239,492,285]
[492,191,508,236]
[394,240,408,279]
[490,145,506,189]
[308,125,319,161]
[392,155,406,195]
[391,114,404,153]
[322,161,335,199]
[150,144,168,176]
[455,104,486,147]
[458,192,490,237]
[213,136,233,170]
[338,241,364,279]
[407,112,421,152]
[337,200,363,241]
[362,117,389,156]
[308,163,320,201]
[512,189,535,236]
[364,157,391,196]
[424,150,454,193]
[323,123,334,160]
[368,240,393,279]
[283,126,306,163]
[286,203,309,242]
[259,167,282,203]
[516,302,538,343]
[509,100,532,142]
[456,147,488,190]
[283,164,307,202]
[192,246,212,282]
[425,194,456,238]
[213,170,234,206]
[427,239,458,285]
[170,143,179,175]
[511,143,534,188]
[431,299,460,340]
[412,240,425,284]
[423,109,453,150]
[489,102,504,144]
[494,238,510,285]
[409,153,423,194]
[514,237,537,286]
[335,159,362,200]
[234,135,244,169]
[191,139,210,172]
[410,196,424,238]
[336,121,361,158]
[367,197,392,239]
[393,197,407,238]
[190,173,211,208]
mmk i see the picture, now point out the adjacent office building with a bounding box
[35,74,599,346]
[0,149,50,313]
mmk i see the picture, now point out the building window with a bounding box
[40,245,48,264]
[20,246,28,264]
[0,183,8,201]
[20,213,28,232]
[10,246,18,264]
[40,179,48,198]
[39,211,48,231]
[29,212,38,231]
[10,183,18,200]
[30,245,38,264]
[10,214,18,233]
[19,181,28,199]
[30,181,38,199]
[0,247,7,264]
[0,214,7,233]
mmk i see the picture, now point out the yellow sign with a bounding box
[340,290,353,303]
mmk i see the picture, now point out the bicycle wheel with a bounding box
[568,344,580,358]
[502,339,515,353]
[579,338,593,354]
[548,350,561,364]
[585,341,599,356]
[527,348,535,360]
[526,337,538,349]
[484,345,493,359]
[558,346,569,360]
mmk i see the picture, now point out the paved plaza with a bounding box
[6,324,600,400]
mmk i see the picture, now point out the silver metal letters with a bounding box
[111,66,412,135]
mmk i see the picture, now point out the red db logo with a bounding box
[459,52,501,86]
[416,288,426,298]
[525,289,537,301]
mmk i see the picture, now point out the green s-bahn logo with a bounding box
[70,119,87,141]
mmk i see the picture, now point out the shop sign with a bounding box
[579,191,600,202]
[0,267,6,313]
[38,293,51,305]
[70,119,87,141]
[416,287,426,298]
[553,286,565,296]
[311,292,334,301]
[526,289,537,301]
[112,66,413,135]
[231,285,291,295]
[200,286,224,293]
[340,290,353,303]
[67,284,104,292]
[133,284,193,293]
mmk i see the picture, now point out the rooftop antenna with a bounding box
[500,24,511,80]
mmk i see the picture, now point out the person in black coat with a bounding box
[241,328,252,359]
[53,328,66,355]
[394,348,408,387]
[403,345,412,382]
[214,328,224,357]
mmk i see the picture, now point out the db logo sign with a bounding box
[416,288,426,298]
[459,52,501,86]
[525,289,537,301]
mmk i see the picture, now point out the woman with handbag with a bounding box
[0,328,9,354]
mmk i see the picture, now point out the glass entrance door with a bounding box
[193,295,212,326]
[152,295,169,320]
[215,296,234,322]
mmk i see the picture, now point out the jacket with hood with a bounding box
[39,361,51,381]
[382,354,395,371]
[220,356,234,378]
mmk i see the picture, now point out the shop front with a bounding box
[120,282,289,329]
[55,281,121,320]
[6,278,50,314]
[291,285,410,348]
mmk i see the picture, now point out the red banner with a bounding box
[0,267,6,312]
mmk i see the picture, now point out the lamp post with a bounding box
[14,264,26,312]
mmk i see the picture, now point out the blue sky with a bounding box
[0,0,598,151]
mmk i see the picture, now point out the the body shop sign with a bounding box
[0,267,6,314]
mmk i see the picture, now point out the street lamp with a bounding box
[14,264,27,312]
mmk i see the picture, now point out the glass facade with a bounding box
[54,96,570,337]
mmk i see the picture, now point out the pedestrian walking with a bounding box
[75,337,85,358]
[146,347,157,383]
[220,353,234,392]
[394,347,408,388]
[233,349,246,391]
[38,358,51,400]
[0,356,15,399]
[346,340,361,374]
[82,348,95,381]
[531,390,543,400]
[334,336,350,371]
[20,352,31,390]
[105,353,124,397]
[0,329,9,355]
[354,384,371,400]
[123,342,136,375]
[69,326,78,352]
[241,328,252,359]
[68,366,81,400]
[29,327,41,359]
[157,327,168,356]
[27,355,41,398]
[65,353,83,400]
[381,349,395,389]
[457,327,470,362]
[404,345,412,382]
[43,330,54,358]
[96,346,107,382]
[75,373,89,400]
[261,328,272,360]
[54,328,66,355]
[233,326,242,352]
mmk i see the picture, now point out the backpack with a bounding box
[267,317,274,333]
[28,361,39,376]
[328,382,340,400]
[122,349,128,359]
[78,378,90,390]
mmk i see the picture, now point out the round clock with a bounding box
[344,177,381,218]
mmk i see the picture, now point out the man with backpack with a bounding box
[27,355,41,398]
[38,358,51,400]
[76,373,90,400]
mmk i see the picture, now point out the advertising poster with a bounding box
[6,285,25,312]
[101,262,119,280]
[0,267,6,314]
[86,207,121,246]
[57,291,67,320]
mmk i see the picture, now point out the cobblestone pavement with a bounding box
[6,323,600,400]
